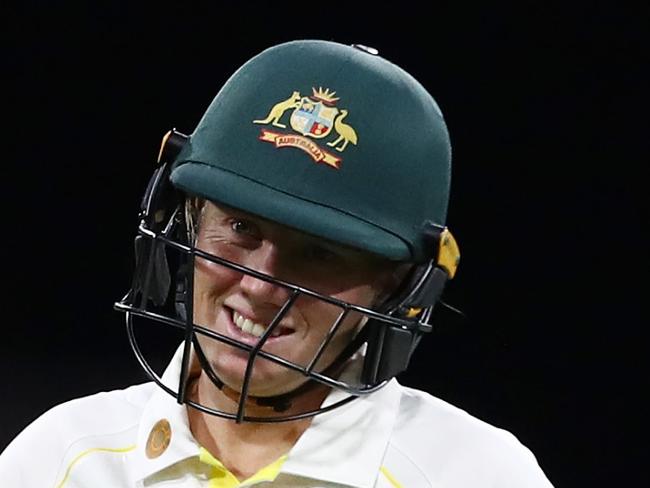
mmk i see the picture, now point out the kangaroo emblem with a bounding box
[253,91,301,129]
[254,86,357,169]
[327,110,358,152]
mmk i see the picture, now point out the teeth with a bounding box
[234,312,245,329]
[242,318,254,334]
[233,311,269,338]
[252,323,265,336]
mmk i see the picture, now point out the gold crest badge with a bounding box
[145,419,172,459]
[253,87,357,169]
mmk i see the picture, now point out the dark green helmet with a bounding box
[170,40,451,262]
[117,40,459,423]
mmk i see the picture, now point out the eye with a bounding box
[229,218,260,238]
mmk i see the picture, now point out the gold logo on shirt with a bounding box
[146,418,172,459]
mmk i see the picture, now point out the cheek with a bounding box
[336,282,381,310]
[301,284,379,339]
[330,284,380,340]
[195,256,241,286]
[192,258,241,316]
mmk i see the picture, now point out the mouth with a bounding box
[227,308,295,341]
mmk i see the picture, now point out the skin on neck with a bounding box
[186,370,328,480]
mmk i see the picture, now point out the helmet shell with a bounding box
[171,40,451,261]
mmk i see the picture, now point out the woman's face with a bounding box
[191,200,399,399]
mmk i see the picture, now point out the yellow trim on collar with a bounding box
[199,446,287,488]
[55,444,136,488]
[380,465,405,488]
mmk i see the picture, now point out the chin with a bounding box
[210,356,306,396]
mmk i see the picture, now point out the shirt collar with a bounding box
[281,379,402,488]
[130,345,201,483]
[130,344,403,487]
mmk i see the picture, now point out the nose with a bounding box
[239,241,291,305]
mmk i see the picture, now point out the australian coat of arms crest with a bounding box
[253,87,357,169]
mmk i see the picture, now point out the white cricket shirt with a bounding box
[0,346,553,487]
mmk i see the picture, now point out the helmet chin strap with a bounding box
[189,327,369,414]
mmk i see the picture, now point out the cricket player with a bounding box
[0,40,553,487]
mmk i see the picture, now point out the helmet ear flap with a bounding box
[131,129,189,308]
[133,235,171,307]
[361,224,459,384]
[362,320,420,384]
[360,266,449,384]
[174,263,190,321]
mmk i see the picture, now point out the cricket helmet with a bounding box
[115,40,460,422]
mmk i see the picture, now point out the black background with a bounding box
[2,2,646,486]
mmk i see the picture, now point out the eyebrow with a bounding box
[200,202,390,264]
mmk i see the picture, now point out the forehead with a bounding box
[198,200,394,264]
